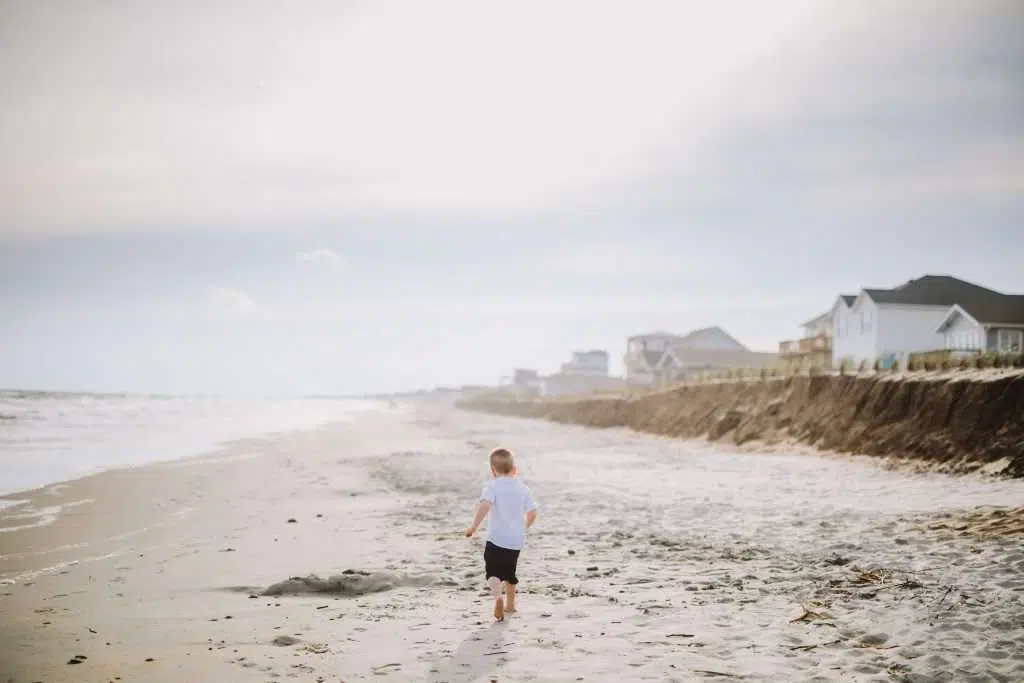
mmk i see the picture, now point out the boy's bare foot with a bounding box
[493,597,505,621]
[505,606,517,614]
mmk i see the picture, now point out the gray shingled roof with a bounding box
[840,294,856,306]
[957,295,1024,325]
[863,275,1002,306]
[863,275,1024,326]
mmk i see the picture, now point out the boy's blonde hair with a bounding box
[489,447,515,475]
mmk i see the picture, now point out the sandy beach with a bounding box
[2,405,1023,682]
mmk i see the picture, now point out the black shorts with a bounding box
[484,541,521,585]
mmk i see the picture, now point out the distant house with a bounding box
[655,347,779,384]
[512,368,540,387]
[623,332,683,385]
[505,368,541,397]
[778,304,849,369]
[560,350,610,376]
[831,275,1023,369]
[539,373,628,397]
[638,326,771,386]
[936,297,1024,354]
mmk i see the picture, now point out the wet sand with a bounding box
[2,406,1023,682]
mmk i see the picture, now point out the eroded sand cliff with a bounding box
[460,371,1024,477]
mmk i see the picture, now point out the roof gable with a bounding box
[935,305,980,333]
[830,294,857,314]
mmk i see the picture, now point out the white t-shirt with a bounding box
[480,476,538,551]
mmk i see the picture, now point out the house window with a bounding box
[997,329,1023,354]
[861,308,871,333]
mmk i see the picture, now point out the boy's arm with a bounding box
[525,487,538,529]
[466,500,492,537]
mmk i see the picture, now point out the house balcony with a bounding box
[779,335,832,357]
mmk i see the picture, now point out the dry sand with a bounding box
[2,406,1023,682]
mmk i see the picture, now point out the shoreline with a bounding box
[0,419,357,519]
[0,391,382,500]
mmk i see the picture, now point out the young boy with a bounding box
[465,447,538,621]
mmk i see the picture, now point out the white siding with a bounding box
[832,298,877,366]
[875,305,949,364]
[567,351,609,375]
[942,315,985,351]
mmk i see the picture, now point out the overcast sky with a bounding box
[2,0,1022,395]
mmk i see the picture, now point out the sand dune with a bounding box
[461,371,1024,477]
[1,406,1023,681]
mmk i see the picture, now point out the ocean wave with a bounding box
[0,391,382,497]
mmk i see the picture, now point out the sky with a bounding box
[1,0,1023,395]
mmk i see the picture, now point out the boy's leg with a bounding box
[488,577,504,621]
[504,547,520,613]
[484,543,505,621]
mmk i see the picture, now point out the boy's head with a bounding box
[489,447,515,476]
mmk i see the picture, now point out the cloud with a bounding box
[538,240,737,282]
[0,0,822,236]
[207,286,261,316]
[296,249,345,267]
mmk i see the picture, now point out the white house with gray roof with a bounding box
[831,275,1022,368]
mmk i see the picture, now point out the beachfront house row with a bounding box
[830,275,1024,369]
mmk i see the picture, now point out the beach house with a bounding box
[537,349,622,397]
[935,297,1024,354]
[623,332,683,385]
[778,303,852,369]
[560,350,610,376]
[830,275,1022,369]
[647,327,775,386]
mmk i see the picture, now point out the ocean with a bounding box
[0,389,379,503]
